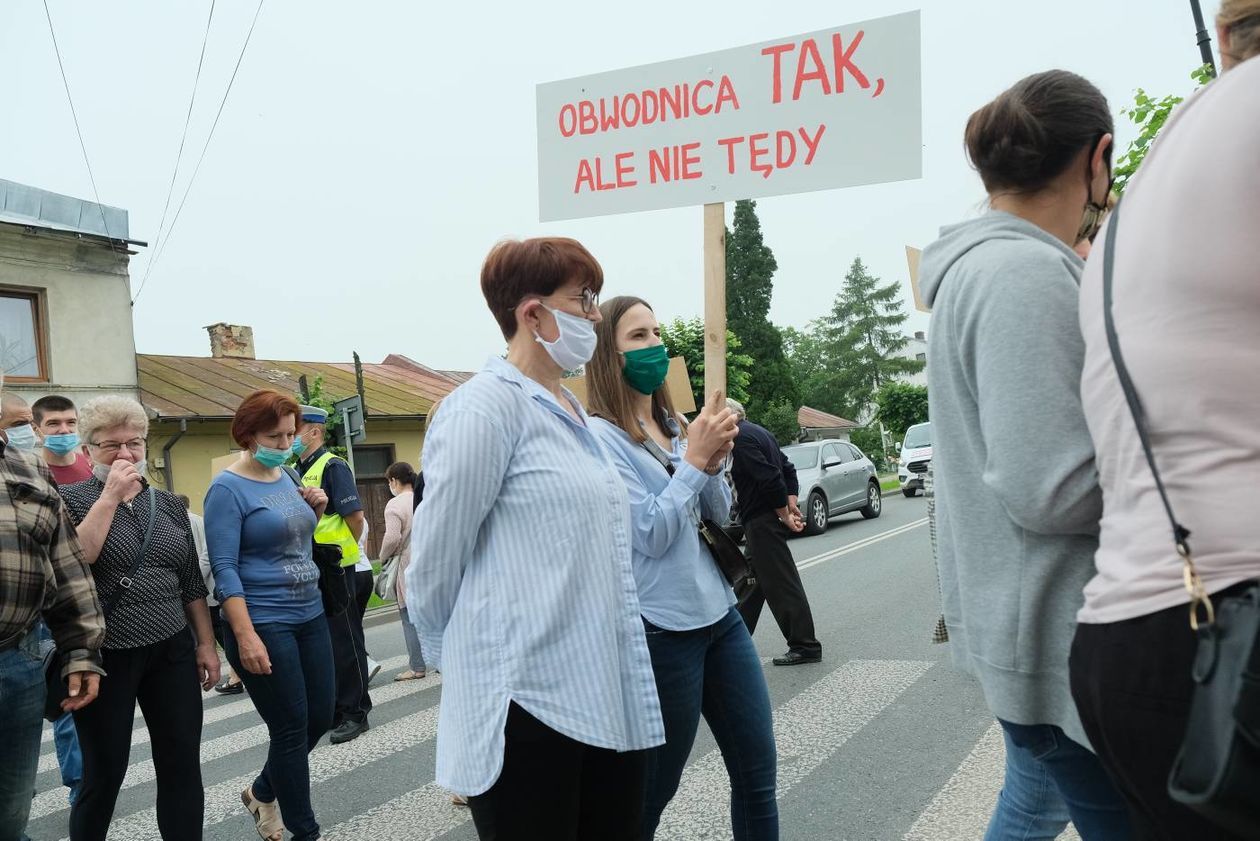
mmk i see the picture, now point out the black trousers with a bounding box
[1069,581,1256,841]
[328,569,374,725]
[738,511,821,656]
[468,703,648,841]
[70,628,204,841]
[207,604,225,648]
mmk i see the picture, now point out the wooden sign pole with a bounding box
[703,202,727,399]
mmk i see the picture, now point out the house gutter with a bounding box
[161,419,188,492]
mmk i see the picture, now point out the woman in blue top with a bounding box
[586,296,779,840]
[204,389,331,841]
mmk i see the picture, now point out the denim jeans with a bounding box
[642,606,778,841]
[37,622,83,804]
[225,616,334,841]
[398,607,426,673]
[0,627,45,841]
[984,719,1131,841]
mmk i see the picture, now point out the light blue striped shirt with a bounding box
[589,417,735,631]
[406,356,664,795]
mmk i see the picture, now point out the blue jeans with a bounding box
[642,606,778,841]
[398,607,426,673]
[985,719,1131,840]
[0,628,45,841]
[225,616,334,841]
[36,622,83,804]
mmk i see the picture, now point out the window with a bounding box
[350,444,395,478]
[916,352,927,362]
[0,289,48,382]
[845,443,865,461]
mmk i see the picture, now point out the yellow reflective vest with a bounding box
[301,451,360,567]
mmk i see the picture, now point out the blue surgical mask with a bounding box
[253,443,292,468]
[291,437,308,457]
[43,432,81,455]
[5,423,37,451]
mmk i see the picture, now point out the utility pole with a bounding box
[1189,0,1218,78]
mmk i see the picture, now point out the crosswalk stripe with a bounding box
[88,692,444,840]
[35,654,412,771]
[902,723,1080,841]
[325,782,472,841]
[655,658,934,840]
[33,670,442,822]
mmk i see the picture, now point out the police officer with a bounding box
[293,405,372,743]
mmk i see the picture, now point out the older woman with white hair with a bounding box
[57,395,218,841]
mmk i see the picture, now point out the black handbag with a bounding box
[282,466,350,618]
[43,488,156,722]
[1101,200,1260,834]
[640,439,752,588]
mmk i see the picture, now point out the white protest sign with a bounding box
[536,11,921,222]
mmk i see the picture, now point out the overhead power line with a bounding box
[132,0,218,304]
[43,0,115,246]
[134,0,267,305]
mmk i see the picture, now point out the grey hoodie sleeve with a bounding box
[966,251,1102,536]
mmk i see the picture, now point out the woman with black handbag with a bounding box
[204,389,333,841]
[585,295,778,840]
[1069,9,1260,838]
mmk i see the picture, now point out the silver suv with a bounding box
[782,441,883,535]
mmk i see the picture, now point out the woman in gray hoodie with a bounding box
[920,71,1130,840]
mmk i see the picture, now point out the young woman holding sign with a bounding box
[586,296,778,841]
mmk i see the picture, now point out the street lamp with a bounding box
[1189,0,1219,78]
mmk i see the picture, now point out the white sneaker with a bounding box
[366,656,381,684]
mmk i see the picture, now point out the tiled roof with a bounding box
[138,354,462,420]
[798,405,858,430]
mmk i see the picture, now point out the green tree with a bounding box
[658,318,752,410]
[808,257,922,418]
[725,199,799,419]
[758,400,801,446]
[850,426,891,472]
[1113,64,1213,196]
[783,324,856,420]
[875,382,929,442]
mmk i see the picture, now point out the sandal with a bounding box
[451,794,468,807]
[394,670,426,681]
[241,787,285,841]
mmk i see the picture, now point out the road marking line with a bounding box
[902,723,1080,841]
[655,658,934,840]
[33,669,441,822]
[36,654,412,769]
[795,518,928,572]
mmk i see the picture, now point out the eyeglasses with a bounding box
[515,288,600,316]
[89,438,146,455]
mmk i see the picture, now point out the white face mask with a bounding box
[534,304,598,371]
[4,424,37,451]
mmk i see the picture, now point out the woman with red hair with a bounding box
[204,389,332,841]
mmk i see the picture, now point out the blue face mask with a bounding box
[253,443,292,468]
[291,436,308,457]
[5,423,37,451]
[43,432,81,455]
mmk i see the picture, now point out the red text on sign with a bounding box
[760,31,884,104]
[647,143,703,184]
[716,124,827,178]
[557,76,741,138]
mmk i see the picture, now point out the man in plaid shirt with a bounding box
[0,375,106,841]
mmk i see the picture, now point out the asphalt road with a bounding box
[25,493,1079,840]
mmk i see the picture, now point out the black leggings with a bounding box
[70,628,204,841]
[468,703,648,841]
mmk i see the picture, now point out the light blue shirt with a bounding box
[406,356,664,796]
[589,417,735,631]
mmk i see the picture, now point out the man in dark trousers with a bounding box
[728,399,822,665]
[294,405,373,743]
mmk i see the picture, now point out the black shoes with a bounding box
[214,679,244,695]
[329,717,370,744]
[773,650,822,666]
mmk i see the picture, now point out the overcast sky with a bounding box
[1,1,1221,372]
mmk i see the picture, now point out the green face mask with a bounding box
[622,344,670,395]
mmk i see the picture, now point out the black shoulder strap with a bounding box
[281,465,303,487]
[102,488,158,617]
[1101,201,1193,556]
[641,437,676,477]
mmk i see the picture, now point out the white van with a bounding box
[897,421,932,497]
